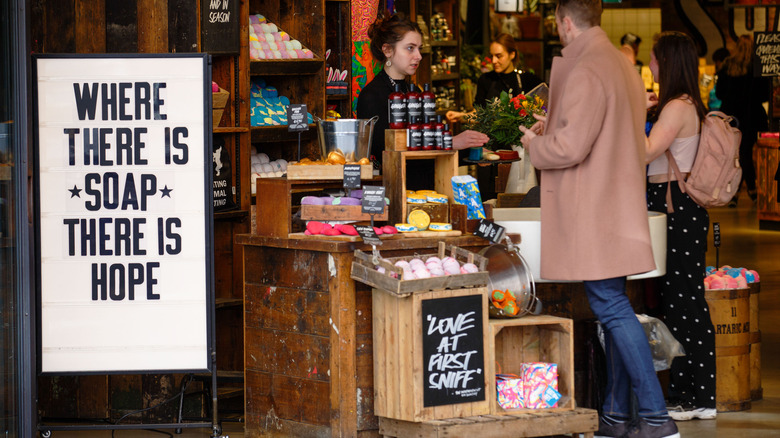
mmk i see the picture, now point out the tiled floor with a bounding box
[43,191,780,437]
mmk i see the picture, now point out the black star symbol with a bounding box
[69,185,81,198]
[161,185,173,198]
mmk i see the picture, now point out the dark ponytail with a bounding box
[367,13,422,63]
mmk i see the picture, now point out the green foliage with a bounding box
[464,91,546,150]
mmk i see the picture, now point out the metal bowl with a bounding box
[479,243,541,317]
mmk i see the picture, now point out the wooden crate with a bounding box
[383,150,459,225]
[287,164,373,180]
[212,87,230,128]
[756,137,780,225]
[372,286,491,422]
[300,204,388,221]
[378,407,598,438]
[351,242,489,296]
[487,315,575,415]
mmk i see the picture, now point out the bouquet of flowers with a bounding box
[465,90,547,150]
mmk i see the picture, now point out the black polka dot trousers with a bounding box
[647,181,717,409]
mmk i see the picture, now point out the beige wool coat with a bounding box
[527,27,656,281]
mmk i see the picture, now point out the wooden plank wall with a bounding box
[31,0,215,423]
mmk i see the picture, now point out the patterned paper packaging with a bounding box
[496,375,524,409]
[451,175,486,219]
[522,362,559,409]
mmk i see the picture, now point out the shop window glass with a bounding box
[0,0,19,433]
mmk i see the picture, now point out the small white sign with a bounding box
[495,0,523,13]
[34,55,211,373]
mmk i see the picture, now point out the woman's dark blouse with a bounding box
[356,69,409,164]
[474,70,543,107]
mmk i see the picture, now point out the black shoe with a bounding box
[594,418,628,438]
[747,189,757,202]
[620,419,680,438]
[728,197,738,208]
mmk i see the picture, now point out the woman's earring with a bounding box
[386,60,392,67]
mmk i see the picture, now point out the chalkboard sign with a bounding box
[354,225,382,246]
[287,104,309,132]
[362,186,386,215]
[343,164,362,189]
[422,294,485,407]
[474,219,505,243]
[754,32,780,77]
[201,0,239,54]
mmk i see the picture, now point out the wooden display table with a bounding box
[756,136,780,228]
[237,234,489,438]
[378,408,598,438]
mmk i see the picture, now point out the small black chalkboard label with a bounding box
[287,104,309,131]
[354,225,382,246]
[343,164,362,189]
[201,0,240,54]
[754,32,780,77]
[362,186,386,215]
[713,222,721,248]
[474,219,505,243]
[422,294,485,407]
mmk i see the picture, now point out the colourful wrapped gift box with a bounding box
[496,374,524,409]
[451,175,486,220]
[522,362,560,409]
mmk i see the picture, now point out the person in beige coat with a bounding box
[519,1,678,438]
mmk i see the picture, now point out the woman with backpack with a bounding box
[644,31,717,422]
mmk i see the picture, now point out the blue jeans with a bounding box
[584,277,667,419]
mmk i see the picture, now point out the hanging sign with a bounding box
[754,32,780,77]
[495,0,523,13]
[361,186,386,215]
[33,54,213,374]
[201,0,240,54]
[422,294,486,407]
[343,164,362,189]
[474,219,505,243]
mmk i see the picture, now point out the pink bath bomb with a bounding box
[749,270,760,282]
[444,263,461,276]
[735,276,748,288]
[402,270,417,280]
[414,268,431,279]
[429,267,445,277]
[394,260,410,270]
[460,263,479,274]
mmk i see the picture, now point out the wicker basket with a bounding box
[212,87,230,128]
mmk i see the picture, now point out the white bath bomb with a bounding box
[402,270,417,280]
[376,266,386,274]
[460,263,479,274]
[394,260,411,270]
[429,267,445,277]
[444,263,461,275]
[414,268,431,279]
[409,258,425,268]
[257,153,270,164]
[425,256,442,265]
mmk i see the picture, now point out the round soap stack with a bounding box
[250,147,288,194]
[249,14,315,60]
[704,265,760,290]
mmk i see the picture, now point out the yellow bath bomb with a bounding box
[407,209,431,231]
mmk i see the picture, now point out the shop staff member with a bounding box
[446,33,542,123]
[356,13,488,171]
[519,1,679,438]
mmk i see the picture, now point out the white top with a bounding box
[647,133,700,176]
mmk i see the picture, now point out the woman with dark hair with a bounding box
[645,31,716,422]
[356,13,487,170]
[716,34,769,205]
[446,33,542,122]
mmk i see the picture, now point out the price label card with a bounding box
[474,219,505,243]
[354,225,382,246]
[343,164,362,189]
[287,104,308,132]
[361,186,386,215]
[713,222,721,248]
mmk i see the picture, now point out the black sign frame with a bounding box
[287,104,309,132]
[422,294,486,408]
[361,185,386,215]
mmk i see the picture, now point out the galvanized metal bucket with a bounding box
[316,116,378,162]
